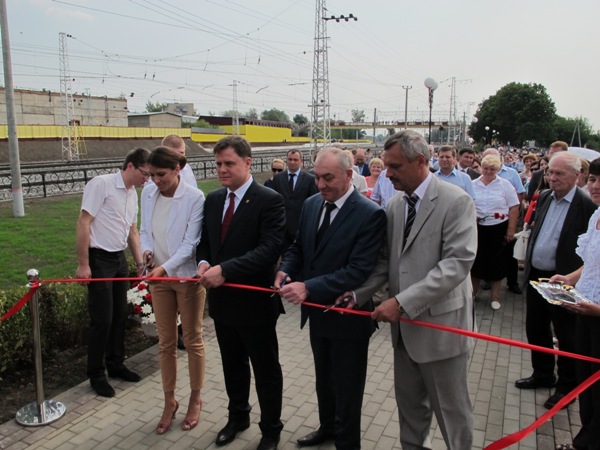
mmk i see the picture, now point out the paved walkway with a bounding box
[0,280,581,450]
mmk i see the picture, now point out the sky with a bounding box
[4,0,600,131]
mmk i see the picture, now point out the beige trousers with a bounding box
[151,281,206,392]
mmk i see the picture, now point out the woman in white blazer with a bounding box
[140,146,205,435]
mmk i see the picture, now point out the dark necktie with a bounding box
[288,173,296,192]
[316,202,337,246]
[403,194,418,247]
[221,192,236,243]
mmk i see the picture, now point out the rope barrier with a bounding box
[2,275,598,448]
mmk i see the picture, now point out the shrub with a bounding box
[0,283,88,375]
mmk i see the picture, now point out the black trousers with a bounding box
[573,315,600,450]
[310,328,370,450]
[525,266,577,392]
[86,248,129,380]
[214,320,283,437]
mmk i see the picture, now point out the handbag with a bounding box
[513,227,531,260]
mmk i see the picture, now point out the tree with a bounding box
[181,119,219,129]
[554,116,600,149]
[292,114,310,137]
[293,114,309,125]
[261,108,290,123]
[246,108,259,119]
[469,82,557,147]
[351,109,366,123]
[145,100,166,112]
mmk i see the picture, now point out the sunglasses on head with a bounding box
[272,168,283,173]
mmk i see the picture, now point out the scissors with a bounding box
[323,294,353,312]
[271,273,289,297]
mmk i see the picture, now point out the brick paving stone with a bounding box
[0,280,586,449]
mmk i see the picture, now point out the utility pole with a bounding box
[0,0,24,217]
[401,85,412,129]
[372,108,377,144]
[309,0,330,159]
[231,80,240,135]
[59,32,80,161]
[309,1,357,159]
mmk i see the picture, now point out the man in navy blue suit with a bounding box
[272,149,318,251]
[197,136,286,450]
[275,147,386,450]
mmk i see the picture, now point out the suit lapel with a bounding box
[559,189,581,246]
[313,190,358,256]
[221,181,257,243]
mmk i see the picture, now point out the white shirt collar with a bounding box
[227,176,253,199]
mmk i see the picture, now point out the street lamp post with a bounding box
[424,77,438,144]
[485,126,490,145]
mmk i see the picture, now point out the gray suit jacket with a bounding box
[355,175,477,363]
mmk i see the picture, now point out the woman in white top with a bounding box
[471,154,520,310]
[549,158,600,450]
[140,147,206,434]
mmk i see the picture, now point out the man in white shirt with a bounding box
[162,134,197,188]
[76,148,150,398]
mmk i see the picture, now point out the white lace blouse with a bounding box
[575,208,600,304]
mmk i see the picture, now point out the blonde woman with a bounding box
[471,154,520,310]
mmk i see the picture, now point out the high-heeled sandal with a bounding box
[181,400,202,431]
[156,401,179,435]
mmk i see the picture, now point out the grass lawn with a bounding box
[0,175,270,290]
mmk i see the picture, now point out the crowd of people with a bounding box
[75,132,600,450]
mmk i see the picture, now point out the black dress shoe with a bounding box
[544,392,576,409]
[515,375,556,389]
[297,429,334,446]
[507,284,523,294]
[90,377,115,397]
[257,434,280,450]
[215,419,250,446]
[108,366,141,382]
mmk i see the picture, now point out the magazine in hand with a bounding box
[529,278,589,305]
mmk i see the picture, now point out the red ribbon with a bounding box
[0,283,39,322]
[3,277,599,449]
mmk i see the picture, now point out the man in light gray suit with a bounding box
[349,130,477,450]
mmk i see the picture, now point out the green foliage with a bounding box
[554,116,600,149]
[0,283,88,374]
[470,82,557,146]
[292,114,310,137]
[145,100,166,112]
[261,108,290,123]
[181,119,219,129]
[293,114,308,125]
[351,109,366,123]
[220,109,258,119]
[246,108,259,119]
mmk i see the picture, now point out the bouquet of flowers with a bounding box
[127,282,155,324]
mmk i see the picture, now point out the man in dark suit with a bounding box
[354,147,371,176]
[275,147,386,450]
[196,136,286,450]
[526,140,568,200]
[517,151,597,410]
[457,147,481,180]
[272,149,318,251]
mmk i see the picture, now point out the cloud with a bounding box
[30,0,94,21]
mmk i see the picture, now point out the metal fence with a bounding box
[0,150,313,201]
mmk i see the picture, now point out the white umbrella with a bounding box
[568,147,600,161]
